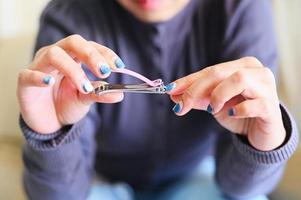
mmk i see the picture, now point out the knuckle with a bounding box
[180,76,190,86]
[82,46,99,60]
[88,41,97,47]
[262,67,275,81]
[17,69,26,83]
[88,41,98,46]
[64,34,84,47]
[184,88,194,100]
[233,70,246,85]
[68,34,83,42]
[207,66,224,79]
[211,92,223,105]
[102,46,117,58]
[45,46,61,62]
[70,65,85,78]
[35,46,48,57]
[240,56,263,67]
[202,67,211,74]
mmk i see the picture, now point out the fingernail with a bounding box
[165,82,176,92]
[43,76,54,85]
[228,108,235,116]
[100,64,111,75]
[83,81,94,93]
[173,103,181,113]
[207,104,213,114]
[115,58,126,69]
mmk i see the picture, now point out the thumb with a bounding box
[165,71,199,95]
[79,81,124,105]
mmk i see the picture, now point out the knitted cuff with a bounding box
[232,103,299,164]
[19,115,83,151]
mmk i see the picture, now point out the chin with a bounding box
[134,0,165,11]
[118,0,186,23]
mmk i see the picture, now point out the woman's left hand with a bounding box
[166,57,286,151]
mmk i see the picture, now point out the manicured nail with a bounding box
[173,103,181,113]
[165,82,176,92]
[228,108,235,116]
[115,58,126,69]
[43,76,53,85]
[83,81,94,93]
[100,64,111,75]
[207,104,213,114]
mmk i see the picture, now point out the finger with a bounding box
[56,35,112,79]
[227,99,274,121]
[173,88,209,116]
[18,69,55,87]
[168,69,219,116]
[168,57,263,96]
[166,71,200,95]
[80,92,124,105]
[79,81,124,105]
[214,57,264,70]
[210,68,274,113]
[90,41,126,70]
[34,45,93,94]
[172,88,199,116]
[170,94,181,103]
[171,71,216,116]
[91,92,124,103]
[170,57,265,115]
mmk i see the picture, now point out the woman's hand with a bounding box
[17,35,126,134]
[166,57,286,151]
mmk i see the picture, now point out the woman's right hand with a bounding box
[17,35,125,134]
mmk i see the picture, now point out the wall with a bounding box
[274,0,301,124]
[272,1,301,199]
[0,0,49,136]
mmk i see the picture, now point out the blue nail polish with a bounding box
[173,103,181,113]
[165,82,176,92]
[228,108,235,116]
[115,58,126,69]
[100,64,111,75]
[207,104,213,114]
[83,81,94,93]
[43,76,52,85]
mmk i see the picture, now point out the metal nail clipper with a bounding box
[93,68,167,95]
[94,79,166,95]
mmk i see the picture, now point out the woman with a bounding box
[17,0,298,199]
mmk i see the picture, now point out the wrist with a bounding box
[248,125,286,151]
[19,115,63,141]
[21,112,63,135]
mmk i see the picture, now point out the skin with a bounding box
[17,35,124,134]
[117,0,190,22]
[17,1,286,152]
[167,57,286,151]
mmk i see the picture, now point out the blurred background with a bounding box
[0,0,300,199]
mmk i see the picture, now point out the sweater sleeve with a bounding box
[215,104,299,199]
[22,107,98,200]
[215,0,299,198]
[20,1,100,199]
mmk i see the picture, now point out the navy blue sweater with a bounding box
[20,0,299,199]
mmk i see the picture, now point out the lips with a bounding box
[136,0,162,10]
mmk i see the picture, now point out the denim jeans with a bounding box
[87,157,268,200]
